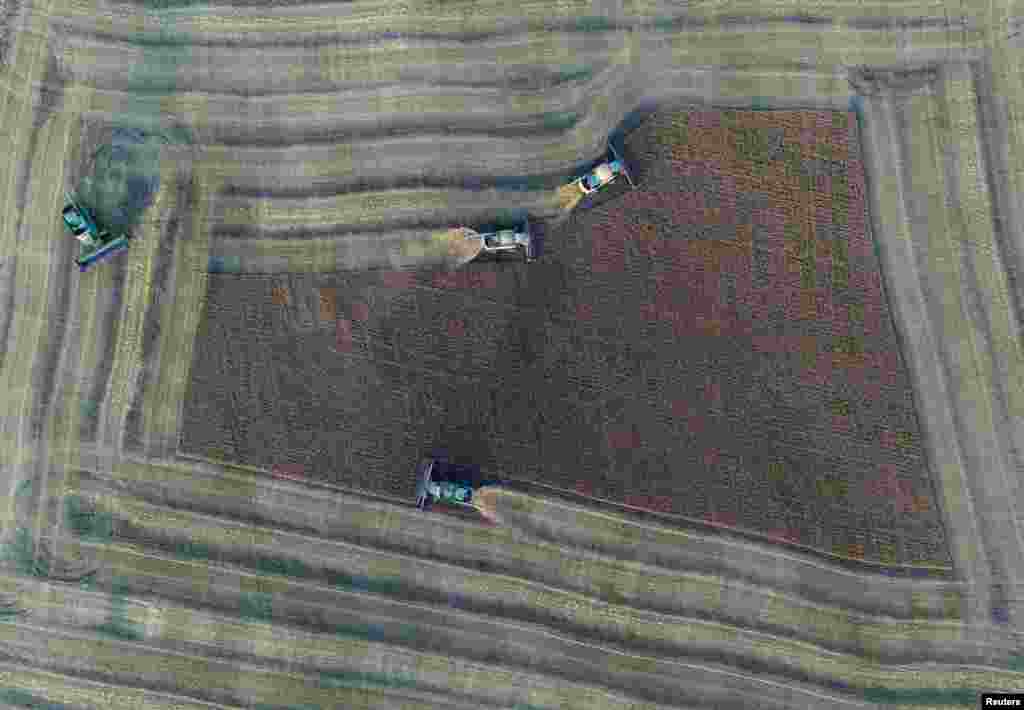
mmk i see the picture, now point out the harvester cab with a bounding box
[62,193,132,272]
[62,201,99,245]
[572,141,637,196]
[477,217,536,262]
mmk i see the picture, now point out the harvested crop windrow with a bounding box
[57,527,1021,699]
[936,69,1024,540]
[0,663,224,710]
[2,593,675,710]
[4,87,91,542]
[322,35,605,84]
[215,189,553,233]
[58,0,592,38]
[52,27,609,91]
[208,228,479,273]
[72,487,968,664]
[82,84,568,127]
[0,617,480,710]
[83,451,968,625]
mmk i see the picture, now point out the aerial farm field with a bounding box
[182,105,950,569]
[3,0,1024,708]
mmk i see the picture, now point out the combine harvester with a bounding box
[414,455,502,523]
[474,218,537,263]
[557,140,637,211]
[61,193,133,272]
[417,218,537,269]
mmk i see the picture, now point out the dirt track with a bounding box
[2,1,1024,708]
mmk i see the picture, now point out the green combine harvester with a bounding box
[61,193,132,272]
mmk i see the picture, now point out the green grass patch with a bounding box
[64,496,115,541]
[319,669,418,691]
[653,17,677,32]
[255,554,312,579]
[541,111,579,131]
[239,591,274,623]
[208,255,242,273]
[552,65,593,84]
[14,479,33,499]
[4,528,48,578]
[174,539,212,561]
[325,569,405,596]
[92,619,144,641]
[0,687,75,709]
[573,16,615,32]
[93,576,143,641]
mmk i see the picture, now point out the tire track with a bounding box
[14,81,84,552]
[140,165,207,459]
[12,5,1019,708]
[70,446,966,625]
[0,661,236,710]
[54,0,970,44]
[0,618,499,710]
[0,607,682,710]
[210,188,562,238]
[862,78,992,627]
[71,63,620,149]
[69,478,983,666]
[123,172,188,454]
[55,30,613,94]
[2,571,881,710]
[94,9,195,458]
[971,56,1024,393]
[900,82,1024,626]
[33,533,1024,706]
[936,63,1024,608]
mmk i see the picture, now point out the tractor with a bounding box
[61,193,132,272]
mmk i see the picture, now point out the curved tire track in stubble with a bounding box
[21,50,70,441]
[26,5,1024,709]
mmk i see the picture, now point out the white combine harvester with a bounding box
[440,218,537,268]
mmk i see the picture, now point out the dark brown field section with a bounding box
[181,107,952,568]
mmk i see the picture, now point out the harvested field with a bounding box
[182,106,949,569]
[6,2,1024,708]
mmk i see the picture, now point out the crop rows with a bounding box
[56,0,976,40]
[63,469,979,663]
[27,482,1019,700]
[5,1,1023,707]
[215,189,557,235]
[183,104,949,568]
[86,451,968,622]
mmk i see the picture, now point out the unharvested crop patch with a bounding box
[182,106,949,568]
